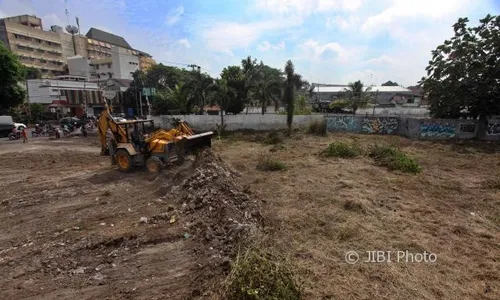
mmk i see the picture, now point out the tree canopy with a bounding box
[142,55,306,117]
[342,80,371,114]
[420,14,500,119]
[0,43,27,113]
[381,81,399,86]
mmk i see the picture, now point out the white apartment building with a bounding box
[67,45,139,80]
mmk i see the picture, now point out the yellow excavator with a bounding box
[97,105,213,173]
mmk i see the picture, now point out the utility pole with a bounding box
[26,78,31,126]
[188,64,202,114]
[83,77,87,118]
[373,89,379,116]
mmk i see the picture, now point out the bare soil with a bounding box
[1,133,499,300]
[0,137,259,300]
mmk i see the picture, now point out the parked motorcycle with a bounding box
[8,131,21,140]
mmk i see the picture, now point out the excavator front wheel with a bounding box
[146,156,163,174]
[115,149,133,172]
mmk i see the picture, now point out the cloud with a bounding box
[364,55,397,66]
[200,17,301,54]
[300,39,349,62]
[361,0,472,33]
[0,10,6,19]
[257,40,286,51]
[273,41,286,50]
[42,14,65,27]
[326,15,359,30]
[257,41,271,51]
[253,0,363,18]
[176,38,191,48]
[166,5,184,25]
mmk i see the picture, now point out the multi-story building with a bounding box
[0,15,68,76]
[0,14,154,78]
[67,45,140,80]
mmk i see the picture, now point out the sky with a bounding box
[0,0,499,86]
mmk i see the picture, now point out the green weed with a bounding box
[368,145,421,174]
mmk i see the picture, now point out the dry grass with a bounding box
[215,133,500,300]
[223,240,302,300]
[307,119,327,136]
[257,156,287,171]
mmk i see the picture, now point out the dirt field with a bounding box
[0,133,499,299]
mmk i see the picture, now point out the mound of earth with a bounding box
[160,149,262,295]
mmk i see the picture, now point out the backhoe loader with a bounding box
[97,105,213,173]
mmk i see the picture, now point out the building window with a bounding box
[107,63,111,68]
[40,59,47,63]
[97,74,100,79]
[96,65,99,70]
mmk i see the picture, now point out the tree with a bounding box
[184,71,214,114]
[144,64,186,90]
[283,60,302,131]
[0,43,27,113]
[26,67,42,79]
[294,95,312,115]
[381,81,399,86]
[420,14,500,123]
[248,70,282,115]
[211,78,237,128]
[220,65,246,114]
[343,80,371,114]
[30,103,45,121]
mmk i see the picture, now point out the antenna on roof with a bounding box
[65,0,70,25]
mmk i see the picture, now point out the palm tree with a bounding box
[211,78,237,128]
[166,82,189,114]
[185,72,214,114]
[241,56,259,114]
[248,71,282,115]
[343,80,371,114]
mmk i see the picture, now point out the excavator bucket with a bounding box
[183,131,214,152]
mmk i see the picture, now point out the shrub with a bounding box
[257,156,287,171]
[263,131,284,145]
[368,144,421,174]
[224,247,302,300]
[307,119,326,136]
[323,141,362,158]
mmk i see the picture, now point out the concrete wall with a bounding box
[149,113,500,141]
[325,115,500,140]
[152,114,324,132]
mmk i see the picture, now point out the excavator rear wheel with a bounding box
[146,156,163,174]
[115,149,133,172]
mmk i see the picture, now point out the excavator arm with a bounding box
[97,105,128,155]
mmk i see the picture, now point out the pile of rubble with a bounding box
[167,150,261,256]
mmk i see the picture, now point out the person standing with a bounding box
[21,127,28,143]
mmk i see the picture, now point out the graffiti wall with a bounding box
[459,124,476,133]
[361,117,399,134]
[419,122,456,138]
[325,115,500,140]
[326,116,357,132]
[487,123,500,135]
